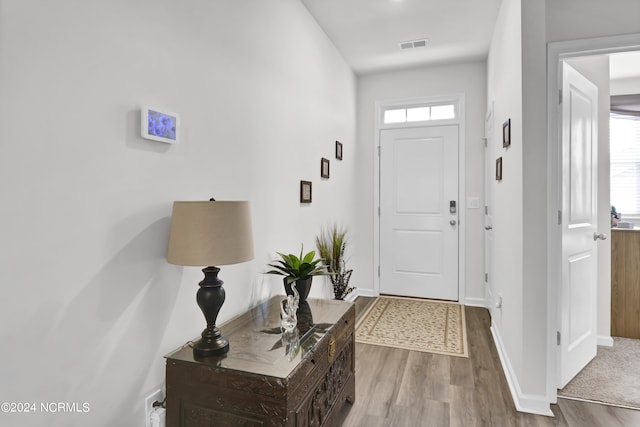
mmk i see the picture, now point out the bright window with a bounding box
[406,107,429,122]
[430,104,456,120]
[384,109,406,124]
[610,113,640,216]
[383,103,456,124]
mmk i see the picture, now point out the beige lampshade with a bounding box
[167,201,254,266]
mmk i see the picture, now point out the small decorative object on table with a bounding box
[612,205,621,227]
[280,284,299,333]
[266,246,328,303]
[281,328,300,361]
[316,223,354,300]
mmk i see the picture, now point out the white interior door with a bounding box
[559,62,599,388]
[380,125,459,301]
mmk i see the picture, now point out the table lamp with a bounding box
[167,200,254,357]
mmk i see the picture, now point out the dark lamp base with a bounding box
[193,335,229,358]
[193,266,230,358]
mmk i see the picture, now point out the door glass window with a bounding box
[383,104,456,124]
[406,107,430,122]
[384,109,407,124]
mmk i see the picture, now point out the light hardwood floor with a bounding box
[335,297,640,426]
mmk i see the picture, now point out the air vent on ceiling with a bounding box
[398,39,428,50]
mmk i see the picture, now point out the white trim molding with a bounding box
[597,335,614,347]
[463,297,487,308]
[546,32,640,407]
[347,287,377,301]
[491,325,554,417]
[373,93,467,302]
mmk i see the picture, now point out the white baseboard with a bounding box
[344,290,358,302]
[490,325,554,417]
[350,288,376,299]
[598,335,614,347]
[463,297,487,308]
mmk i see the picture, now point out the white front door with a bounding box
[559,62,599,388]
[379,125,459,301]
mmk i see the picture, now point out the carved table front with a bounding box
[165,297,355,427]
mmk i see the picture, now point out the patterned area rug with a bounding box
[355,296,468,357]
[558,337,640,410]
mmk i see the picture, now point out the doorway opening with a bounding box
[373,94,466,301]
[547,33,640,405]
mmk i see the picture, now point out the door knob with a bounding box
[484,225,493,230]
[450,220,457,226]
[593,232,607,241]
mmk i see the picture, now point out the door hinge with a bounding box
[377,145,381,156]
[559,89,563,104]
[485,273,488,283]
[485,206,488,215]
[558,210,562,225]
[378,206,380,217]
[482,137,487,147]
[377,266,380,277]
[557,331,561,346]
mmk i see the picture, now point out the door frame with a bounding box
[546,33,640,404]
[484,103,495,314]
[373,93,466,301]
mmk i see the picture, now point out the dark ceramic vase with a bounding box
[284,277,312,302]
[296,300,314,334]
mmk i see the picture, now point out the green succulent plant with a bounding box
[266,246,327,285]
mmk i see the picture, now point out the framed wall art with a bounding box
[321,157,330,178]
[496,157,503,181]
[300,180,312,203]
[335,141,343,160]
[141,106,179,144]
[503,118,511,148]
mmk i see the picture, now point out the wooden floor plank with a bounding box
[364,346,410,419]
[339,296,640,426]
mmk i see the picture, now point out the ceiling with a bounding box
[300,0,503,75]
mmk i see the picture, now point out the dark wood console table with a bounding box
[165,297,355,427]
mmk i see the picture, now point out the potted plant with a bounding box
[316,224,354,300]
[266,246,327,303]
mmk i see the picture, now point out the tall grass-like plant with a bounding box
[316,224,354,300]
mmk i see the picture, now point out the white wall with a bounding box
[487,0,640,414]
[0,1,356,426]
[546,0,640,43]
[490,0,640,414]
[520,0,548,399]
[355,62,487,303]
[486,0,525,394]
[610,76,640,95]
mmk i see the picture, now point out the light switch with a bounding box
[467,197,480,209]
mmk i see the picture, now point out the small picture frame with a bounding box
[335,141,343,160]
[321,157,330,179]
[503,119,511,148]
[300,180,312,203]
[496,157,503,181]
